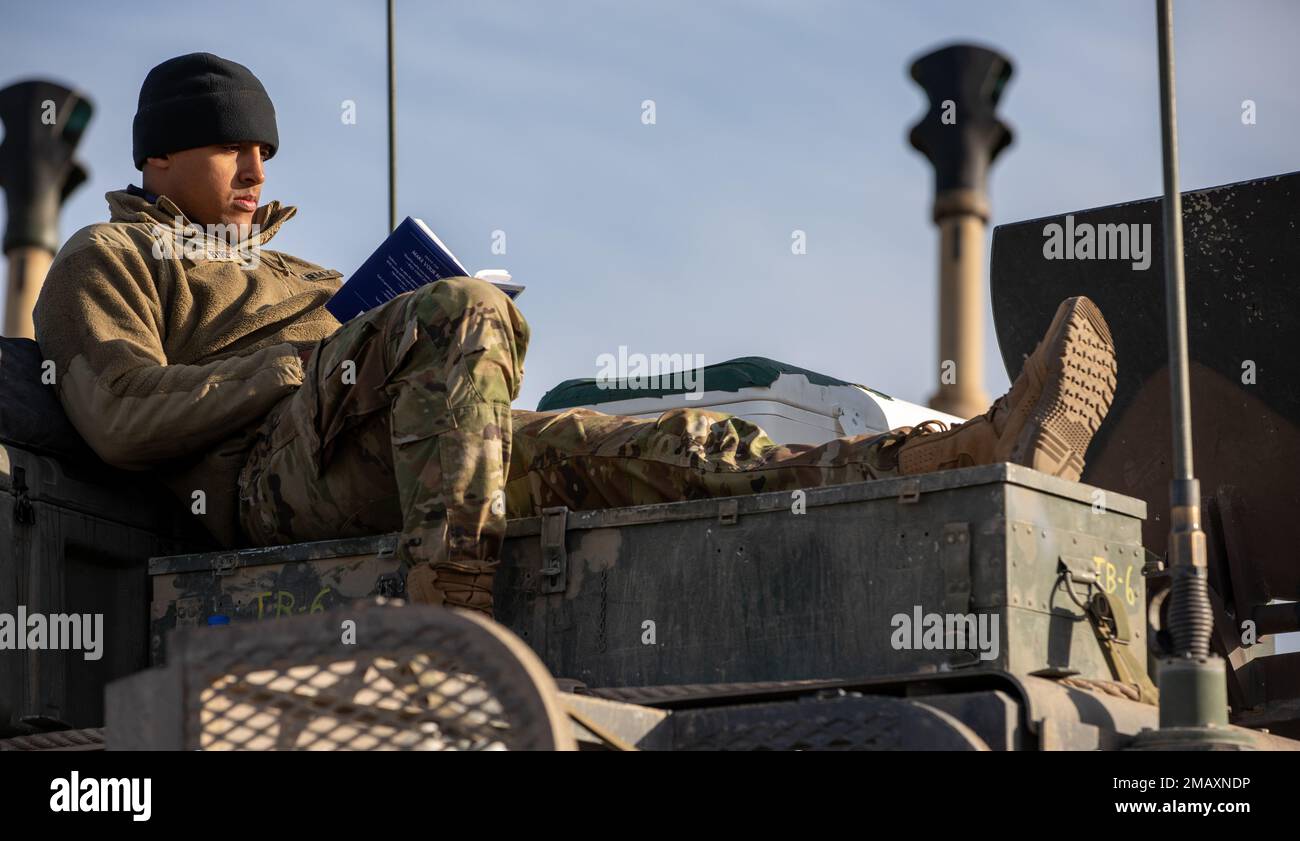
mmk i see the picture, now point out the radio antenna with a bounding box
[387,0,397,232]
[1141,0,1244,747]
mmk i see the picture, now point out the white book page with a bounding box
[412,217,470,275]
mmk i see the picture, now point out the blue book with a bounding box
[326,217,523,322]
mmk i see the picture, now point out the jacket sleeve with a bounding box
[33,242,306,470]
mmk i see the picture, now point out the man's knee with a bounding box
[410,276,528,352]
[413,275,505,321]
[395,277,529,403]
[430,274,502,306]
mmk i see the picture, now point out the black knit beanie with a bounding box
[132,52,278,170]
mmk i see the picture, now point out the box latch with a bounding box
[941,522,971,615]
[11,466,34,525]
[212,554,238,577]
[898,479,921,504]
[1058,553,1158,704]
[718,498,739,525]
[540,506,569,594]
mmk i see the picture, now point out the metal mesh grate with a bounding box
[172,600,573,751]
[671,695,988,750]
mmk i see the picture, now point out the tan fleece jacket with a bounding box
[33,189,344,546]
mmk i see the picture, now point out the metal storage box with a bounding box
[1,337,202,730]
[150,463,1148,689]
[149,537,406,665]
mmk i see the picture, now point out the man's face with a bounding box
[142,142,269,228]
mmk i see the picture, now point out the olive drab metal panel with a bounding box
[148,536,406,665]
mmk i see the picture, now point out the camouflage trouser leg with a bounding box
[505,407,908,514]
[238,277,530,568]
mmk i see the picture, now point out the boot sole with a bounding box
[1011,296,1117,482]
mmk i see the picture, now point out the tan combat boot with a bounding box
[405,559,500,619]
[895,296,1117,482]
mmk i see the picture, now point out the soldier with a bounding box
[34,53,1117,620]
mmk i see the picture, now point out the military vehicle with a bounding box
[2,2,1297,751]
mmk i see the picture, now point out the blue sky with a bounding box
[4,0,1298,410]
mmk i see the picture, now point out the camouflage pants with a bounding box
[238,277,908,565]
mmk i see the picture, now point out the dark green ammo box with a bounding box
[148,463,1148,690]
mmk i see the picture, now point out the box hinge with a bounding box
[941,522,971,615]
[540,506,569,594]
